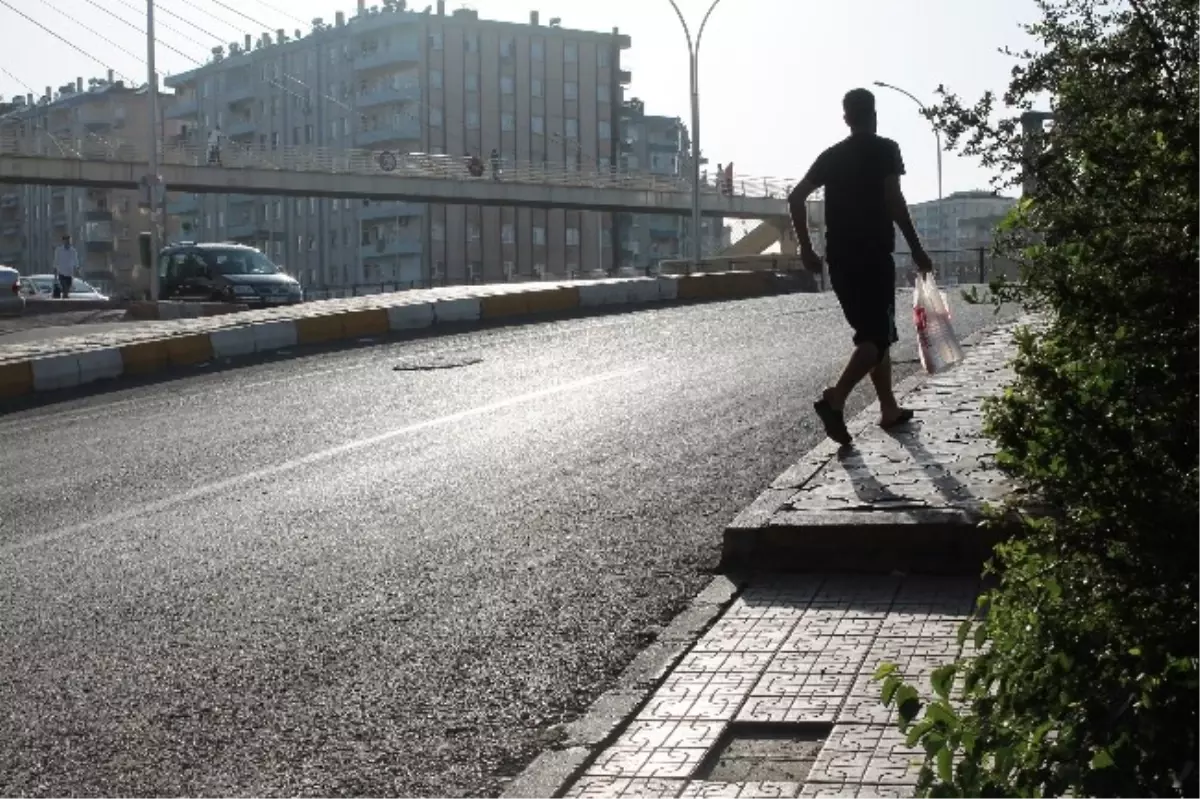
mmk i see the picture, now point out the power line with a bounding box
[248,0,308,27]
[155,0,227,44]
[210,0,274,32]
[41,0,151,72]
[112,0,219,57]
[79,0,204,66]
[0,0,138,84]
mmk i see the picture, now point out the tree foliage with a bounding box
[876,0,1198,795]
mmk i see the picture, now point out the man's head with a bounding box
[61,234,71,246]
[843,88,877,134]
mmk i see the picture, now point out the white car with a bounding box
[20,274,110,302]
[0,265,24,316]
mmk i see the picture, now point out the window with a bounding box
[308,235,317,251]
[564,42,578,62]
[295,200,304,218]
[468,222,480,241]
[305,124,314,143]
[465,33,480,53]
[531,78,543,98]
[531,39,544,60]
[532,115,544,134]
[597,48,610,68]
[429,108,443,126]
[274,200,282,219]
[292,126,300,145]
[565,118,578,139]
[501,38,515,58]
[309,197,317,214]
[501,223,515,244]
[431,222,445,241]
[597,84,609,103]
[501,113,515,132]
[532,226,546,245]
[330,120,339,138]
[598,120,611,139]
[564,81,578,101]
[500,76,514,95]
[429,31,443,50]
[332,198,340,211]
[465,73,478,92]
[566,227,580,246]
[342,118,350,135]
[430,69,442,90]
[466,110,480,129]
[599,156,611,171]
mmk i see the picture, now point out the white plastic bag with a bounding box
[913,273,965,374]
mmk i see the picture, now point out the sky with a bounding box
[0,0,1044,210]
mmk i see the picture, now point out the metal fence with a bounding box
[894,248,1021,287]
[0,129,797,201]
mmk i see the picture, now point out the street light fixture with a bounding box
[872,80,942,201]
[667,0,725,274]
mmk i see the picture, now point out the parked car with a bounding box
[158,242,304,307]
[20,274,110,302]
[0,265,24,316]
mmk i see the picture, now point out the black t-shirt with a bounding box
[803,133,905,263]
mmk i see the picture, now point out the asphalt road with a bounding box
[0,289,1018,797]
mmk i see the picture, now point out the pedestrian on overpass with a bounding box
[787,88,933,446]
[52,234,79,299]
[207,126,223,166]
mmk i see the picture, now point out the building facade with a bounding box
[162,1,634,288]
[894,190,1018,282]
[614,98,727,270]
[0,76,177,293]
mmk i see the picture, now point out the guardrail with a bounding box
[0,130,798,201]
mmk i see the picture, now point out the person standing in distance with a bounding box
[787,87,934,446]
[53,233,79,299]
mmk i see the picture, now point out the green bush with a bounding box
[876,0,1199,795]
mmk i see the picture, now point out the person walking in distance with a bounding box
[53,234,79,299]
[787,88,933,446]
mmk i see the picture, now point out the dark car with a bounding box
[158,242,304,306]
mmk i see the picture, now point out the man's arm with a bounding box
[787,179,819,252]
[884,175,922,253]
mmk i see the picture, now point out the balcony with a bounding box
[358,201,425,222]
[354,38,421,71]
[52,212,67,228]
[618,70,632,84]
[228,194,256,206]
[226,220,265,240]
[224,83,256,105]
[361,235,422,260]
[354,118,421,147]
[1,224,20,238]
[1,193,18,207]
[80,105,124,130]
[167,195,199,215]
[166,96,199,119]
[226,119,256,138]
[356,84,421,109]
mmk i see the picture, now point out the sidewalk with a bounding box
[722,319,1027,575]
[522,319,1029,799]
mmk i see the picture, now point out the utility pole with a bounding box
[145,0,162,300]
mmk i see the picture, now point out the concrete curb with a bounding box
[0,272,808,401]
[719,322,1014,576]
[124,300,250,320]
[501,575,748,799]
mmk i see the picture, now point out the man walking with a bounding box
[207,126,223,166]
[53,234,79,299]
[787,88,933,446]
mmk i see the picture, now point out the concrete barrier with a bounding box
[434,297,482,323]
[31,354,82,392]
[126,301,249,321]
[0,272,801,401]
[387,303,435,331]
[209,327,257,359]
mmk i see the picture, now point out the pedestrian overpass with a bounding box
[0,133,793,219]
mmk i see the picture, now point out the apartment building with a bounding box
[894,190,1018,281]
[162,1,633,288]
[0,76,177,292]
[615,98,726,270]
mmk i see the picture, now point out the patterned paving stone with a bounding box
[681,781,803,798]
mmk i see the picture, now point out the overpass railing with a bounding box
[0,129,797,201]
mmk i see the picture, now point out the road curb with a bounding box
[719,321,1013,576]
[501,575,748,799]
[0,272,811,401]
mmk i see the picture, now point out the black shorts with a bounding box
[828,254,899,353]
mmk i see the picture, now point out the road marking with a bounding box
[2,367,646,555]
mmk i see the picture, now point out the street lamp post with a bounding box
[873,81,942,201]
[667,0,724,274]
[146,0,161,300]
